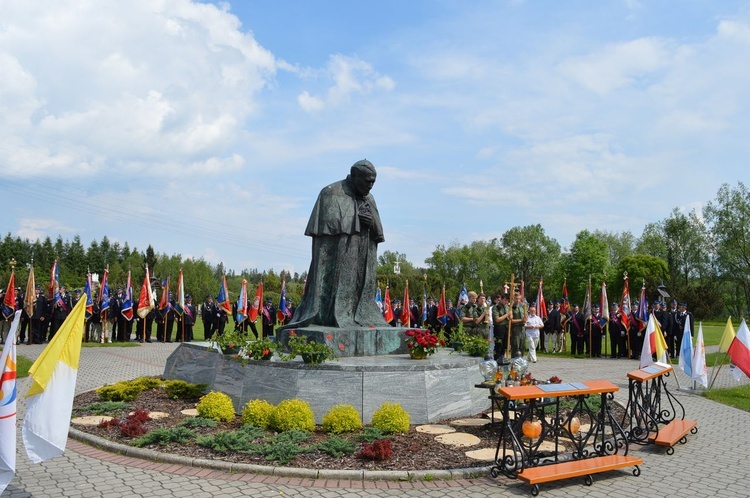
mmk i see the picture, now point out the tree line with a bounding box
[2,182,748,320]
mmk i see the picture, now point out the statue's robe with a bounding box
[285,177,387,329]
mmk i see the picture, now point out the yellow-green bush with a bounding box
[96,382,144,401]
[322,404,363,434]
[269,399,315,432]
[241,399,275,428]
[371,402,410,434]
[131,376,162,391]
[196,391,236,422]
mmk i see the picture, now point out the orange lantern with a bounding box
[522,418,542,439]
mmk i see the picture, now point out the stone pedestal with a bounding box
[164,343,488,424]
[276,326,412,357]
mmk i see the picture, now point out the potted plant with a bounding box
[462,334,491,357]
[209,329,248,355]
[449,329,468,352]
[282,331,337,365]
[243,337,278,360]
[404,328,444,359]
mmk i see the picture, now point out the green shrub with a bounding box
[250,430,315,464]
[177,417,218,429]
[195,425,265,453]
[131,427,195,447]
[196,391,236,422]
[269,399,315,432]
[322,404,362,434]
[371,402,410,434]
[359,426,388,443]
[76,401,127,415]
[318,434,356,457]
[241,399,275,429]
[96,382,144,401]
[164,379,207,400]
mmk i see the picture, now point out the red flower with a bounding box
[326,334,333,340]
[289,331,296,336]
[262,349,270,356]
[338,343,345,351]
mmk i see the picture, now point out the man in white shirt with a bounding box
[525,305,545,363]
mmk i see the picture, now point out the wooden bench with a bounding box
[517,455,643,495]
[648,418,698,454]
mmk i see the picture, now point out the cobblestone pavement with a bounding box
[3,342,749,497]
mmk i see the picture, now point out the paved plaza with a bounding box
[3,342,749,497]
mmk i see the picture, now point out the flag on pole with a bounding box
[437,285,447,325]
[249,282,262,323]
[375,286,383,315]
[174,269,185,316]
[0,311,20,492]
[22,298,85,463]
[536,280,548,320]
[620,275,632,330]
[24,265,36,318]
[692,322,708,388]
[1,272,15,320]
[640,313,668,368]
[421,284,427,326]
[560,280,569,314]
[235,279,248,324]
[718,317,736,352]
[456,283,468,317]
[83,273,94,320]
[400,282,410,327]
[277,280,290,322]
[47,260,59,302]
[600,281,609,322]
[158,275,171,317]
[728,319,750,381]
[636,284,648,332]
[678,318,694,377]
[217,276,232,315]
[136,267,155,319]
[383,285,394,323]
[583,277,592,322]
[99,269,110,314]
[120,271,133,321]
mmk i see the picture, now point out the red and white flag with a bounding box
[728,319,750,381]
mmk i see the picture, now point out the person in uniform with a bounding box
[510,291,527,356]
[17,287,30,344]
[569,304,585,356]
[608,302,627,358]
[492,293,511,361]
[202,295,217,339]
[408,297,420,328]
[50,285,72,341]
[443,299,458,340]
[30,285,48,344]
[461,291,490,339]
[390,299,402,326]
[425,296,439,332]
[588,304,605,358]
[180,295,196,342]
[262,297,276,337]
[667,299,679,357]
[544,300,563,354]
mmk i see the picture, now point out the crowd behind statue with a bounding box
[0,283,293,346]
[381,286,694,364]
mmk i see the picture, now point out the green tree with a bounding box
[501,225,560,299]
[704,181,750,317]
[593,230,635,268]
[614,254,670,301]
[562,230,611,304]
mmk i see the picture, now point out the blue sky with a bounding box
[2,0,749,277]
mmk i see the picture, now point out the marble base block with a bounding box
[164,343,489,424]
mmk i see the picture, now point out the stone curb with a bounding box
[68,427,492,481]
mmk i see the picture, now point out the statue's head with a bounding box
[350,159,377,197]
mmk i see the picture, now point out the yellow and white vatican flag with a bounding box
[0,311,21,492]
[22,298,85,464]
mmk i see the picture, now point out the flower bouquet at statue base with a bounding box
[405,328,444,359]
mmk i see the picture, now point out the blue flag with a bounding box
[678,319,694,377]
[456,283,469,317]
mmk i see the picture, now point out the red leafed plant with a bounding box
[128,409,152,424]
[404,329,444,357]
[119,419,147,437]
[97,417,121,428]
[356,439,393,461]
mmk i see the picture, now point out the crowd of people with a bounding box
[381,287,695,364]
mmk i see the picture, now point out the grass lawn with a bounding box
[705,384,750,412]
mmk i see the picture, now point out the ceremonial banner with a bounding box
[0,312,20,492]
[23,299,85,463]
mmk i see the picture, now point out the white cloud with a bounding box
[17,218,75,241]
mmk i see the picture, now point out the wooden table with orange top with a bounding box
[489,379,642,496]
